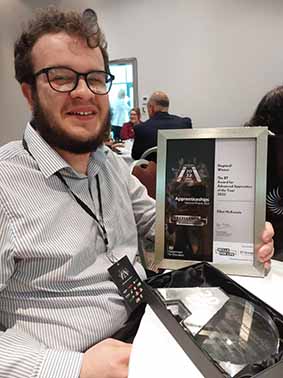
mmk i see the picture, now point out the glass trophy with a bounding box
[157,288,280,377]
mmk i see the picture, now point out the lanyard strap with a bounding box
[54,171,108,249]
[22,138,111,255]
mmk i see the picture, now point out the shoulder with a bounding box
[0,141,35,198]
[135,119,150,127]
[134,121,150,133]
[169,114,192,127]
[0,141,24,162]
[0,141,30,177]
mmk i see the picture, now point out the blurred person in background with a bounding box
[111,88,130,140]
[246,85,283,261]
[120,107,141,140]
[132,91,192,161]
[245,85,283,135]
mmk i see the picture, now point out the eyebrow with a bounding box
[39,65,107,73]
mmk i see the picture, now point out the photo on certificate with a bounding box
[165,139,214,262]
[155,127,268,276]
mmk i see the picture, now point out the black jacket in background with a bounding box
[131,111,192,160]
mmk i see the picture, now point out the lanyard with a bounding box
[55,171,108,249]
[22,138,116,262]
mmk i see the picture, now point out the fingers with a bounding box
[256,222,274,267]
[264,260,271,273]
[257,239,274,262]
[261,221,274,243]
[113,143,125,148]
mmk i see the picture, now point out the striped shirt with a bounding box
[0,123,155,378]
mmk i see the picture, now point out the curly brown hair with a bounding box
[14,6,109,85]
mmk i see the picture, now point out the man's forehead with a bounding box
[32,32,104,70]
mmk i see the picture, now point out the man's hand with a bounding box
[80,338,132,378]
[256,221,274,271]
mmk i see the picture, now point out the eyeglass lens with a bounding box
[47,68,112,94]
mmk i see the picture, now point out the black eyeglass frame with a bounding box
[33,66,115,95]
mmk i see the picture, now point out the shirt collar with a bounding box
[23,122,109,179]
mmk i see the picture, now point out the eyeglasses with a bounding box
[34,66,115,95]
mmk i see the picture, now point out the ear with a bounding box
[21,83,34,111]
[147,103,154,117]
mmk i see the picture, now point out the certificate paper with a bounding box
[213,139,255,264]
[155,127,268,276]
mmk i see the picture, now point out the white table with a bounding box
[129,260,283,378]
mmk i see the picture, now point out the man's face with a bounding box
[23,32,110,153]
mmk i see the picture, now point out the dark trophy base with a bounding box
[144,262,283,378]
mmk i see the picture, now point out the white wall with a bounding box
[1,0,283,143]
[0,0,59,144]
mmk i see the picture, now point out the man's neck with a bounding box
[55,148,90,175]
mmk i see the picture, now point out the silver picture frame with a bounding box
[154,127,268,277]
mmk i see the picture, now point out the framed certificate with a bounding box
[154,127,268,276]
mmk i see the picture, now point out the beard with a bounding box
[31,91,111,154]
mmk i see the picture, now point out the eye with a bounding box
[48,69,75,85]
[88,72,106,86]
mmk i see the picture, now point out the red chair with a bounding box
[131,160,157,199]
[131,158,158,270]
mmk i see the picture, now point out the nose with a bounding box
[70,77,94,100]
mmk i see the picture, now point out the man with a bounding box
[131,91,192,160]
[0,7,274,378]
